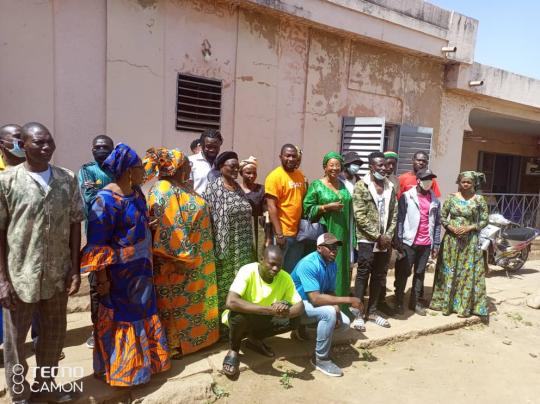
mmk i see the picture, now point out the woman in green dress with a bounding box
[430,171,489,317]
[303,152,353,315]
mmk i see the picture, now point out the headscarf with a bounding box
[143,147,186,182]
[102,143,141,179]
[239,156,258,172]
[215,151,238,169]
[384,151,399,160]
[458,170,486,190]
[322,151,344,168]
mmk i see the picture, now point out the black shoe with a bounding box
[395,303,405,315]
[377,301,396,317]
[414,304,427,316]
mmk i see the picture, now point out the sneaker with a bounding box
[414,304,427,316]
[311,357,343,377]
[85,335,95,349]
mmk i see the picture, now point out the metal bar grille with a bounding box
[340,117,385,176]
[483,193,540,228]
[176,74,222,132]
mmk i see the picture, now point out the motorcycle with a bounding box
[479,213,539,272]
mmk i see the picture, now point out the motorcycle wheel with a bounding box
[502,248,529,272]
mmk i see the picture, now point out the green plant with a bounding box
[212,383,229,400]
[279,370,295,389]
[360,349,377,362]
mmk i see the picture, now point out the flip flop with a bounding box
[244,339,275,358]
[222,351,240,378]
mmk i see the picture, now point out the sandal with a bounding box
[244,339,275,358]
[350,317,366,332]
[222,351,240,378]
[368,314,391,328]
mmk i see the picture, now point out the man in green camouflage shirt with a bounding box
[352,151,397,330]
[0,122,84,403]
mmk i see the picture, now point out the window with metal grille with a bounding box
[176,74,222,132]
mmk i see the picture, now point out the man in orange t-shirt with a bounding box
[265,144,307,272]
[398,151,441,199]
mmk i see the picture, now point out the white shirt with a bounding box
[188,152,212,195]
[27,166,52,193]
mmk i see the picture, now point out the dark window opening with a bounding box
[176,74,222,132]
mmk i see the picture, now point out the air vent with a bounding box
[176,74,222,132]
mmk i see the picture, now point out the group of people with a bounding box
[0,122,490,402]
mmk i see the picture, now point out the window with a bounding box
[176,74,222,132]
[340,117,385,176]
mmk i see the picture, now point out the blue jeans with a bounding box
[283,237,306,273]
[302,299,350,360]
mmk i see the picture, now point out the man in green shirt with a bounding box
[222,246,304,378]
[0,122,84,403]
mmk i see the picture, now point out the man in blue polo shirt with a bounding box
[291,233,363,377]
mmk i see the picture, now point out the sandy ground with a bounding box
[215,288,540,404]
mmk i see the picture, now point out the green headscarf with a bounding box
[458,170,486,189]
[323,151,344,168]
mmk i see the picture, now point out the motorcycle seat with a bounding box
[501,228,537,242]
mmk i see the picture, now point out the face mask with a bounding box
[5,141,26,158]
[420,179,433,191]
[93,150,111,164]
[347,164,361,175]
[373,171,386,181]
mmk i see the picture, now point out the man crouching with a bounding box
[222,246,304,378]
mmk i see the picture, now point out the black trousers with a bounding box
[228,311,300,352]
[354,243,391,315]
[394,244,431,306]
[88,272,100,325]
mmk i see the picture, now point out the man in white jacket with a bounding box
[395,169,441,315]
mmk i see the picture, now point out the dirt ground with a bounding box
[213,300,540,404]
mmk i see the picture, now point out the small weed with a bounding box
[280,370,295,389]
[360,349,377,362]
[428,311,439,316]
[505,312,523,322]
[212,383,229,400]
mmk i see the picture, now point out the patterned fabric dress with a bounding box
[303,179,353,315]
[81,189,170,386]
[430,194,489,317]
[148,180,219,357]
[203,177,255,317]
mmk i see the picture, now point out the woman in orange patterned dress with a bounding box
[144,148,219,359]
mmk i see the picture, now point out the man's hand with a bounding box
[0,278,17,310]
[275,235,286,247]
[349,296,364,312]
[271,301,290,318]
[431,248,439,259]
[65,270,81,296]
[377,235,392,250]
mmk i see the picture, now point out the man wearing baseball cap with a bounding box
[395,168,441,315]
[291,233,363,377]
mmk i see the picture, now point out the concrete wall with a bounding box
[0,0,106,172]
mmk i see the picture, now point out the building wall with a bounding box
[0,0,106,172]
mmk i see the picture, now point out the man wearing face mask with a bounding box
[395,169,441,315]
[0,124,26,169]
[352,152,397,329]
[398,151,441,199]
[77,135,114,349]
[339,152,364,195]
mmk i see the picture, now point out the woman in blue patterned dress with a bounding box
[81,143,170,386]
